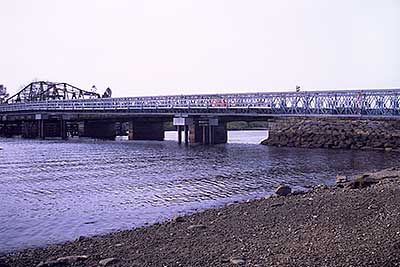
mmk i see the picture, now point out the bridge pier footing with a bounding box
[128,121,164,141]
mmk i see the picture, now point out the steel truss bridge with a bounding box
[5,81,103,103]
[1,85,400,118]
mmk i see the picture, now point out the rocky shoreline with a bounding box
[263,118,400,151]
[1,168,400,267]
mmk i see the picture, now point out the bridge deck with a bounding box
[1,88,400,118]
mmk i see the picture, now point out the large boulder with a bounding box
[275,185,292,196]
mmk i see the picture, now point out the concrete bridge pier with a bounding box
[128,121,164,141]
[176,125,190,145]
[19,118,67,140]
[196,118,227,145]
[41,120,67,139]
[21,121,39,139]
[177,125,183,144]
[173,117,193,145]
[184,125,189,145]
[189,122,203,144]
[191,123,228,145]
[0,121,22,137]
[174,116,227,145]
[79,120,116,140]
[213,123,228,144]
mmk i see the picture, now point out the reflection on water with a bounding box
[0,131,398,252]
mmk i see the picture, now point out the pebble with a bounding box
[230,257,246,265]
[37,260,59,267]
[292,190,306,195]
[314,184,328,190]
[76,236,86,242]
[99,257,118,266]
[187,224,207,230]
[336,175,349,184]
[37,255,88,267]
[173,216,185,223]
[57,255,88,262]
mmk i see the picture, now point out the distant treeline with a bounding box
[164,121,268,131]
[227,121,268,130]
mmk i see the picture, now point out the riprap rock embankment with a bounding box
[262,118,400,150]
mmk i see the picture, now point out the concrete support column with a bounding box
[0,122,6,137]
[173,116,226,145]
[177,125,182,144]
[209,125,213,145]
[38,120,44,139]
[1,121,22,137]
[173,117,192,145]
[42,120,59,139]
[184,125,189,145]
[128,121,164,141]
[61,120,67,140]
[28,119,67,140]
[202,126,207,144]
[65,121,79,137]
[189,123,203,144]
[22,121,39,139]
[78,121,85,137]
[213,123,228,144]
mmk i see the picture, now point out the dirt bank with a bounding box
[1,168,400,267]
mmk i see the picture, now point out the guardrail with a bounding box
[1,88,400,117]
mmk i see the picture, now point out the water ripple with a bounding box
[0,131,399,252]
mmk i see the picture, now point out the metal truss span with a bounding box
[5,81,101,103]
[1,88,400,118]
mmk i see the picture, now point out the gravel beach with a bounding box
[1,168,400,267]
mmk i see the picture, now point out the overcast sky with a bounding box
[0,0,399,97]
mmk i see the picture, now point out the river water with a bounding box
[0,130,398,252]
